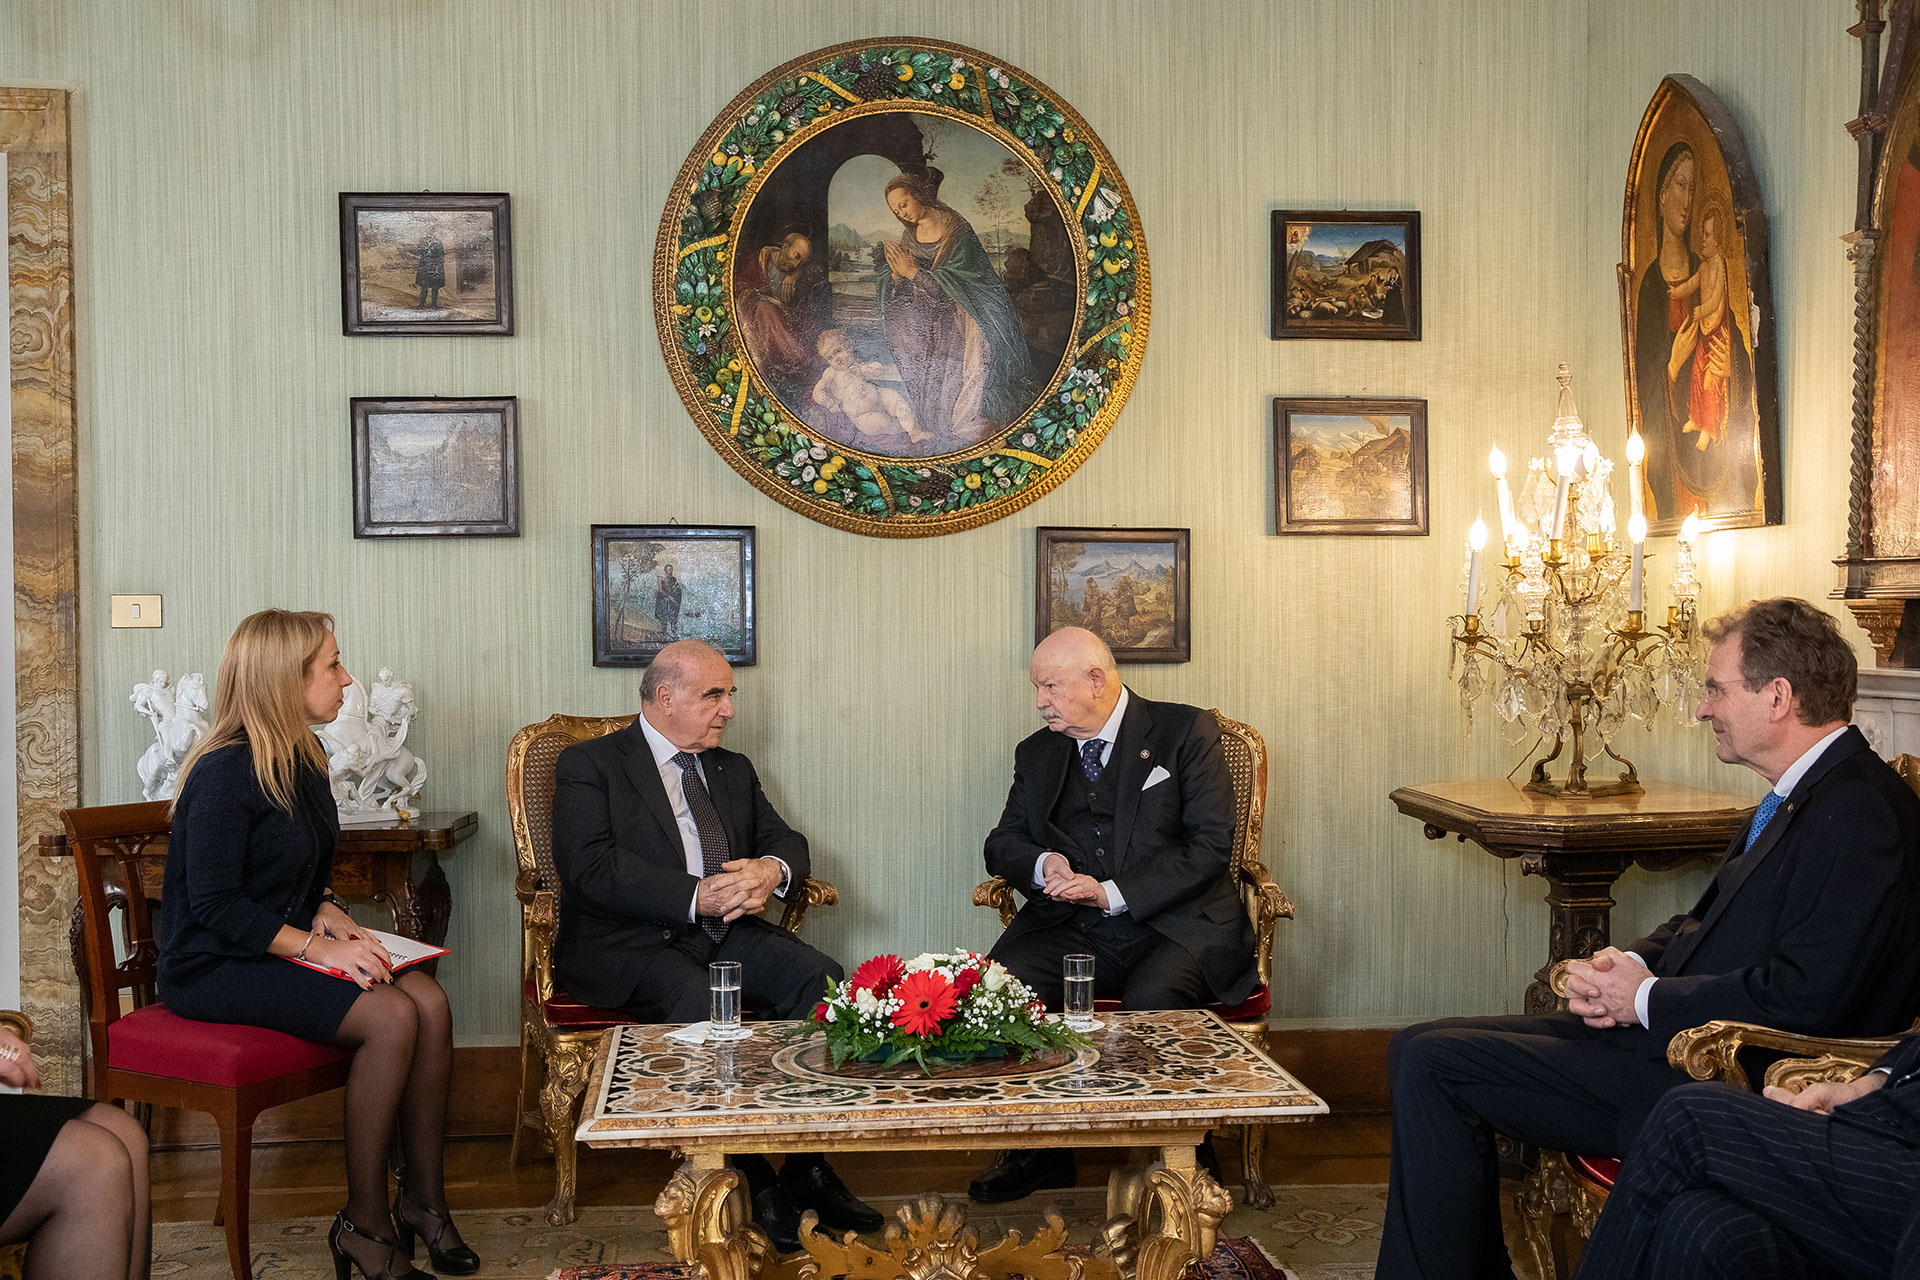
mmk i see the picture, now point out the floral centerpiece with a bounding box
[801,948,1086,1072]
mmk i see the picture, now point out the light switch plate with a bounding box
[110,595,163,628]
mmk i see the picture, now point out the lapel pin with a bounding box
[1140,749,1150,758]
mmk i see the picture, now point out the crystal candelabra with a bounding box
[1450,364,1706,797]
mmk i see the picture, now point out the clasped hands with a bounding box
[303,900,394,991]
[1564,947,1652,1029]
[1039,852,1110,911]
[695,857,784,922]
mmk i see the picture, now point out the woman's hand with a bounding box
[0,1029,40,1090]
[883,241,917,281]
[313,934,393,991]
[311,901,358,941]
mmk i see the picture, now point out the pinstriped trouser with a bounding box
[1575,1081,1919,1280]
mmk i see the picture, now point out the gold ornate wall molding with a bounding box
[2,88,81,1090]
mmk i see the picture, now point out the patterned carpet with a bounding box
[144,1186,1390,1280]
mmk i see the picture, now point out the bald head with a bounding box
[1029,627,1122,739]
[640,639,736,752]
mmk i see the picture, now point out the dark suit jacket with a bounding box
[983,694,1258,1004]
[551,720,810,1010]
[1625,726,1920,1059]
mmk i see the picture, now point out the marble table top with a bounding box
[574,1009,1326,1149]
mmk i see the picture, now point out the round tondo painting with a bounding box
[656,40,1149,536]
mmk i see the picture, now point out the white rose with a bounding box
[983,961,1009,991]
[854,988,880,1013]
[906,952,941,972]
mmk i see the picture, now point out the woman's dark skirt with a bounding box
[159,953,363,1044]
[0,1093,97,1219]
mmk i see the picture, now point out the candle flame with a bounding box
[1582,441,1600,475]
[1489,445,1507,478]
[1555,444,1580,477]
[1469,516,1489,551]
[1626,430,1645,465]
[1629,512,1648,543]
[1679,510,1702,543]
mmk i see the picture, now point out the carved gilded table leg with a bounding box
[657,1152,764,1278]
[1100,1145,1229,1280]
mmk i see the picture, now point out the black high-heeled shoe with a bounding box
[394,1188,481,1275]
[327,1211,427,1280]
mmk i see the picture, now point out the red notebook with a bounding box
[285,926,448,979]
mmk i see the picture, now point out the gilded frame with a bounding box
[654,39,1150,537]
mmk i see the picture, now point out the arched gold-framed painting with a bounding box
[654,39,1149,537]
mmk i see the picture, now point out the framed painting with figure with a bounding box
[340,192,514,335]
[592,526,757,667]
[1270,210,1421,341]
[1619,76,1780,535]
[1273,397,1428,535]
[656,39,1151,536]
[1035,528,1190,664]
[350,396,520,537]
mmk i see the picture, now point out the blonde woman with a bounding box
[159,611,474,1280]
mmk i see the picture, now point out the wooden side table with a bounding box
[1389,780,1753,1012]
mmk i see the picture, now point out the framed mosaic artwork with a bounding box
[339,192,515,336]
[1272,397,1428,536]
[654,39,1150,537]
[1036,527,1190,664]
[1619,76,1780,534]
[1270,210,1421,341]
[350,396,521,538]
[591,525,757,668]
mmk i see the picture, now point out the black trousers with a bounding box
[1576,1083,1918,1280]
[618,917,842,1024]
[988,909,1209,1010]
[1376,1013,1688,1280]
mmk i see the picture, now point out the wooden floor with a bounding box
[150,1116,1393,1222]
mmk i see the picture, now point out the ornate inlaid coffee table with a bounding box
[574,1009,1326,1280]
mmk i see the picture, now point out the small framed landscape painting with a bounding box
[350,396,521,538]
[1273,397,1428,535]
[340,192,514,335]
[1270,209,1421,341]
[591,525,757,668]
[1035,527,1190,664]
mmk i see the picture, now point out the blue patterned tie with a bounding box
[1079,738,1105,782]
[1744,790,1785,853]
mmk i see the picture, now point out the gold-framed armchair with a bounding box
[971,709,1295,1207]
[506,712,839,1225]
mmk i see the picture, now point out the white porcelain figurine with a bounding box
[131,669,210,802]
[318,667,428,825]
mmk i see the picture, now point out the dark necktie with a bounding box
[1079,738,1105,782]
[672,751,732,943]
[1744,790,1785,853]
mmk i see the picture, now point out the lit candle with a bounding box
[1582,440,1600,478]
[1628,512,1647,612]
[1678,510,1701,547]
[1466,516,1488,615]
[1625,429,1646,525]
[1550,445,1578,541]
[1489,446,1516,555]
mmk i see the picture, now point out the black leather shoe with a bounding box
[967,1148,1076,1204]
[1196,1134,1222,1183]
[782,1159,885,1235]
[751,1185,805,1254]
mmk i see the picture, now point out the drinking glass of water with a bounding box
[709,961,747,1041]
[1063,954,1099,1031]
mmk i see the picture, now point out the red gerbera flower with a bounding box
[850,954,905,995]
[891,969,958,1037]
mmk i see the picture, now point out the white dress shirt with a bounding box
[1629,724,1851,1027]
[1032,687,1132,916]
[636,713,790,920]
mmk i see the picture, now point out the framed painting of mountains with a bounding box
[1035,527,1190,664]
[1270,210,1421,340]
[1273,397,1428,535]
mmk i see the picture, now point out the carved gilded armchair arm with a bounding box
[516,869,559,1004]
[1666,1020,1913,1090]
[0,1010,30,1043]
[974,875,1017,929]
[777,876,838,934]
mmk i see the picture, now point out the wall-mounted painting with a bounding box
[1035,527,1190,664]
[1273,397,1428,535]
[340,192,514,335]
[591,526,756,667]
[350,396,520,537]
[1270,210,1421,341]
[1619,76,1780,534]
[655,39,1150,536]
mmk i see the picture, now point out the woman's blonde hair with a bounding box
[173,609,336,814]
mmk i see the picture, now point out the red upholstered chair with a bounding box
[506,713,839,1225]
[972,709,1295,1206]
[62,801,352,1280]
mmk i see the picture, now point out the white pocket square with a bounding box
[1142,765,1171,791]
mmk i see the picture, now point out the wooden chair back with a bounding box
[61,800,173,1092]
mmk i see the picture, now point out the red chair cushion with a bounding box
[1572,1155,1621,1189]
[107,1005,349,1087]
[1090,985,1271,1021]
[527,976,635,1031]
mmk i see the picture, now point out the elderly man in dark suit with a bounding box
[969,626,1255,1203]
[551,639,881,1251]
[1377,597,1920,1279]
[1576,1033,1920,1279]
